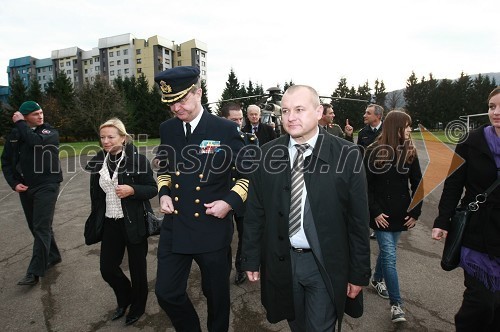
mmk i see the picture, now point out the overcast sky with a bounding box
[2,0,498,103]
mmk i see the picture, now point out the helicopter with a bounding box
[205,86,371,136]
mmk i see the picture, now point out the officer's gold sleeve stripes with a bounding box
[231,178,249,202]
[157,174,171,192]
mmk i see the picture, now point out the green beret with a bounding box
[19,101,41,115]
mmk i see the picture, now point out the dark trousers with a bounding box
[455,271,500,332]
[155,223,231,332]
[100,218,148,317]
[288,249,337,332]
[234,214,244,272]
[19,183,61,277]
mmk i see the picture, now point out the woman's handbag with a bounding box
[84,210,104,245]
[441,177,500,271]
[143,202,163,236]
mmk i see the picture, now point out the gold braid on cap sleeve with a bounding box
[231,178,249,202]
[157,174,172,192]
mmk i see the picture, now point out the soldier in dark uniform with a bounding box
[153,66,249,332]
[219,101,258,285]
[1,101,63,286]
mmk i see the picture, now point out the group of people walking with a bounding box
[2,66,499,331]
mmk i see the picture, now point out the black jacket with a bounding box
[364,147,423,231]
[357,123,382,152]
[1,121,62,189]
[434,125,500,257]
[242,122,277,146]
[85,144,157,244]
[241,129,371,326]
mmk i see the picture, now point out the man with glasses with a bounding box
[153,66,249,332]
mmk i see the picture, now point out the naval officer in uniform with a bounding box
[153,66,249,332]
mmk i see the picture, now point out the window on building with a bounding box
[84,60,88,65]
[177,61,182,66]
[73,59,77,65]
[137,58,142,64]
[165,59,170,64]
[137,68,142,73]
[37,68,41,73]
[60,62,64,68]
[202,70,206,75]
[43,75,46,80]
[202,52,206,58]
[49,66,52,71]
[67,70,71,75]
[117,50,120,56]
[38,76,41,80]
[110,61,114,66]
[136,49,141,55]
[123,49,128,55]
[85,69,88,74]
[165,49,170,55]
[117,69,121,75]
[91,76,95,82]
[90,59,93,64]
[109,51,114,57]
[110,70,115,76]
[22,69,26,74]
[124,68,129,74]
[95,66,100,71]
[43,67,46,72]
[66,61,70,66]
[95,56,100,62]
[124,59,129,64]
[117,60,121,65]
[202,61,205,66]
[177,51,181,56]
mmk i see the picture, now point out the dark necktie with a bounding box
[185,122,191,142]
[372,127,377,133]
[253,126,258,134]
[289,143,310,237]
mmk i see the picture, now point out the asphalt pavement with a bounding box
[0,141,464,331]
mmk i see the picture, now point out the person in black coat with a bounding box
[242,85,371,331]
[1,101,63,286]
[153,66,249,332]
[432,87,500,331]
[220,101,259,286]
[357,103,384,151]
[242,104,277,145]
[85,118,157,326]
[364,110,422,323]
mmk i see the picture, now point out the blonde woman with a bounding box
[85,118,156,326]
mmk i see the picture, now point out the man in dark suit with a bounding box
[219,101,258,285]
[242,104,277,145]
[356,103,384,151]
[153,66,249,332]
[241,85,371,331]
[357,103,384,240]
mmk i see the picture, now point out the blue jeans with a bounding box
[373,230,402,305]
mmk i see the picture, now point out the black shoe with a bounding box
[47,258,62,270]
[111,307,127,321]
[234,271,247,285]
[125,315,141,326]
[17,273,39,286]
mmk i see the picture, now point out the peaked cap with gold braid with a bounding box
[154,66,200,104]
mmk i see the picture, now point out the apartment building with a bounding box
[5,33,207,97]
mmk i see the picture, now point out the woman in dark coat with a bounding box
[364,110,422,324]
[85,118,157,326]
[433,87,500,331]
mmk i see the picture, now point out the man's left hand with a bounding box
[204,200,231,218]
